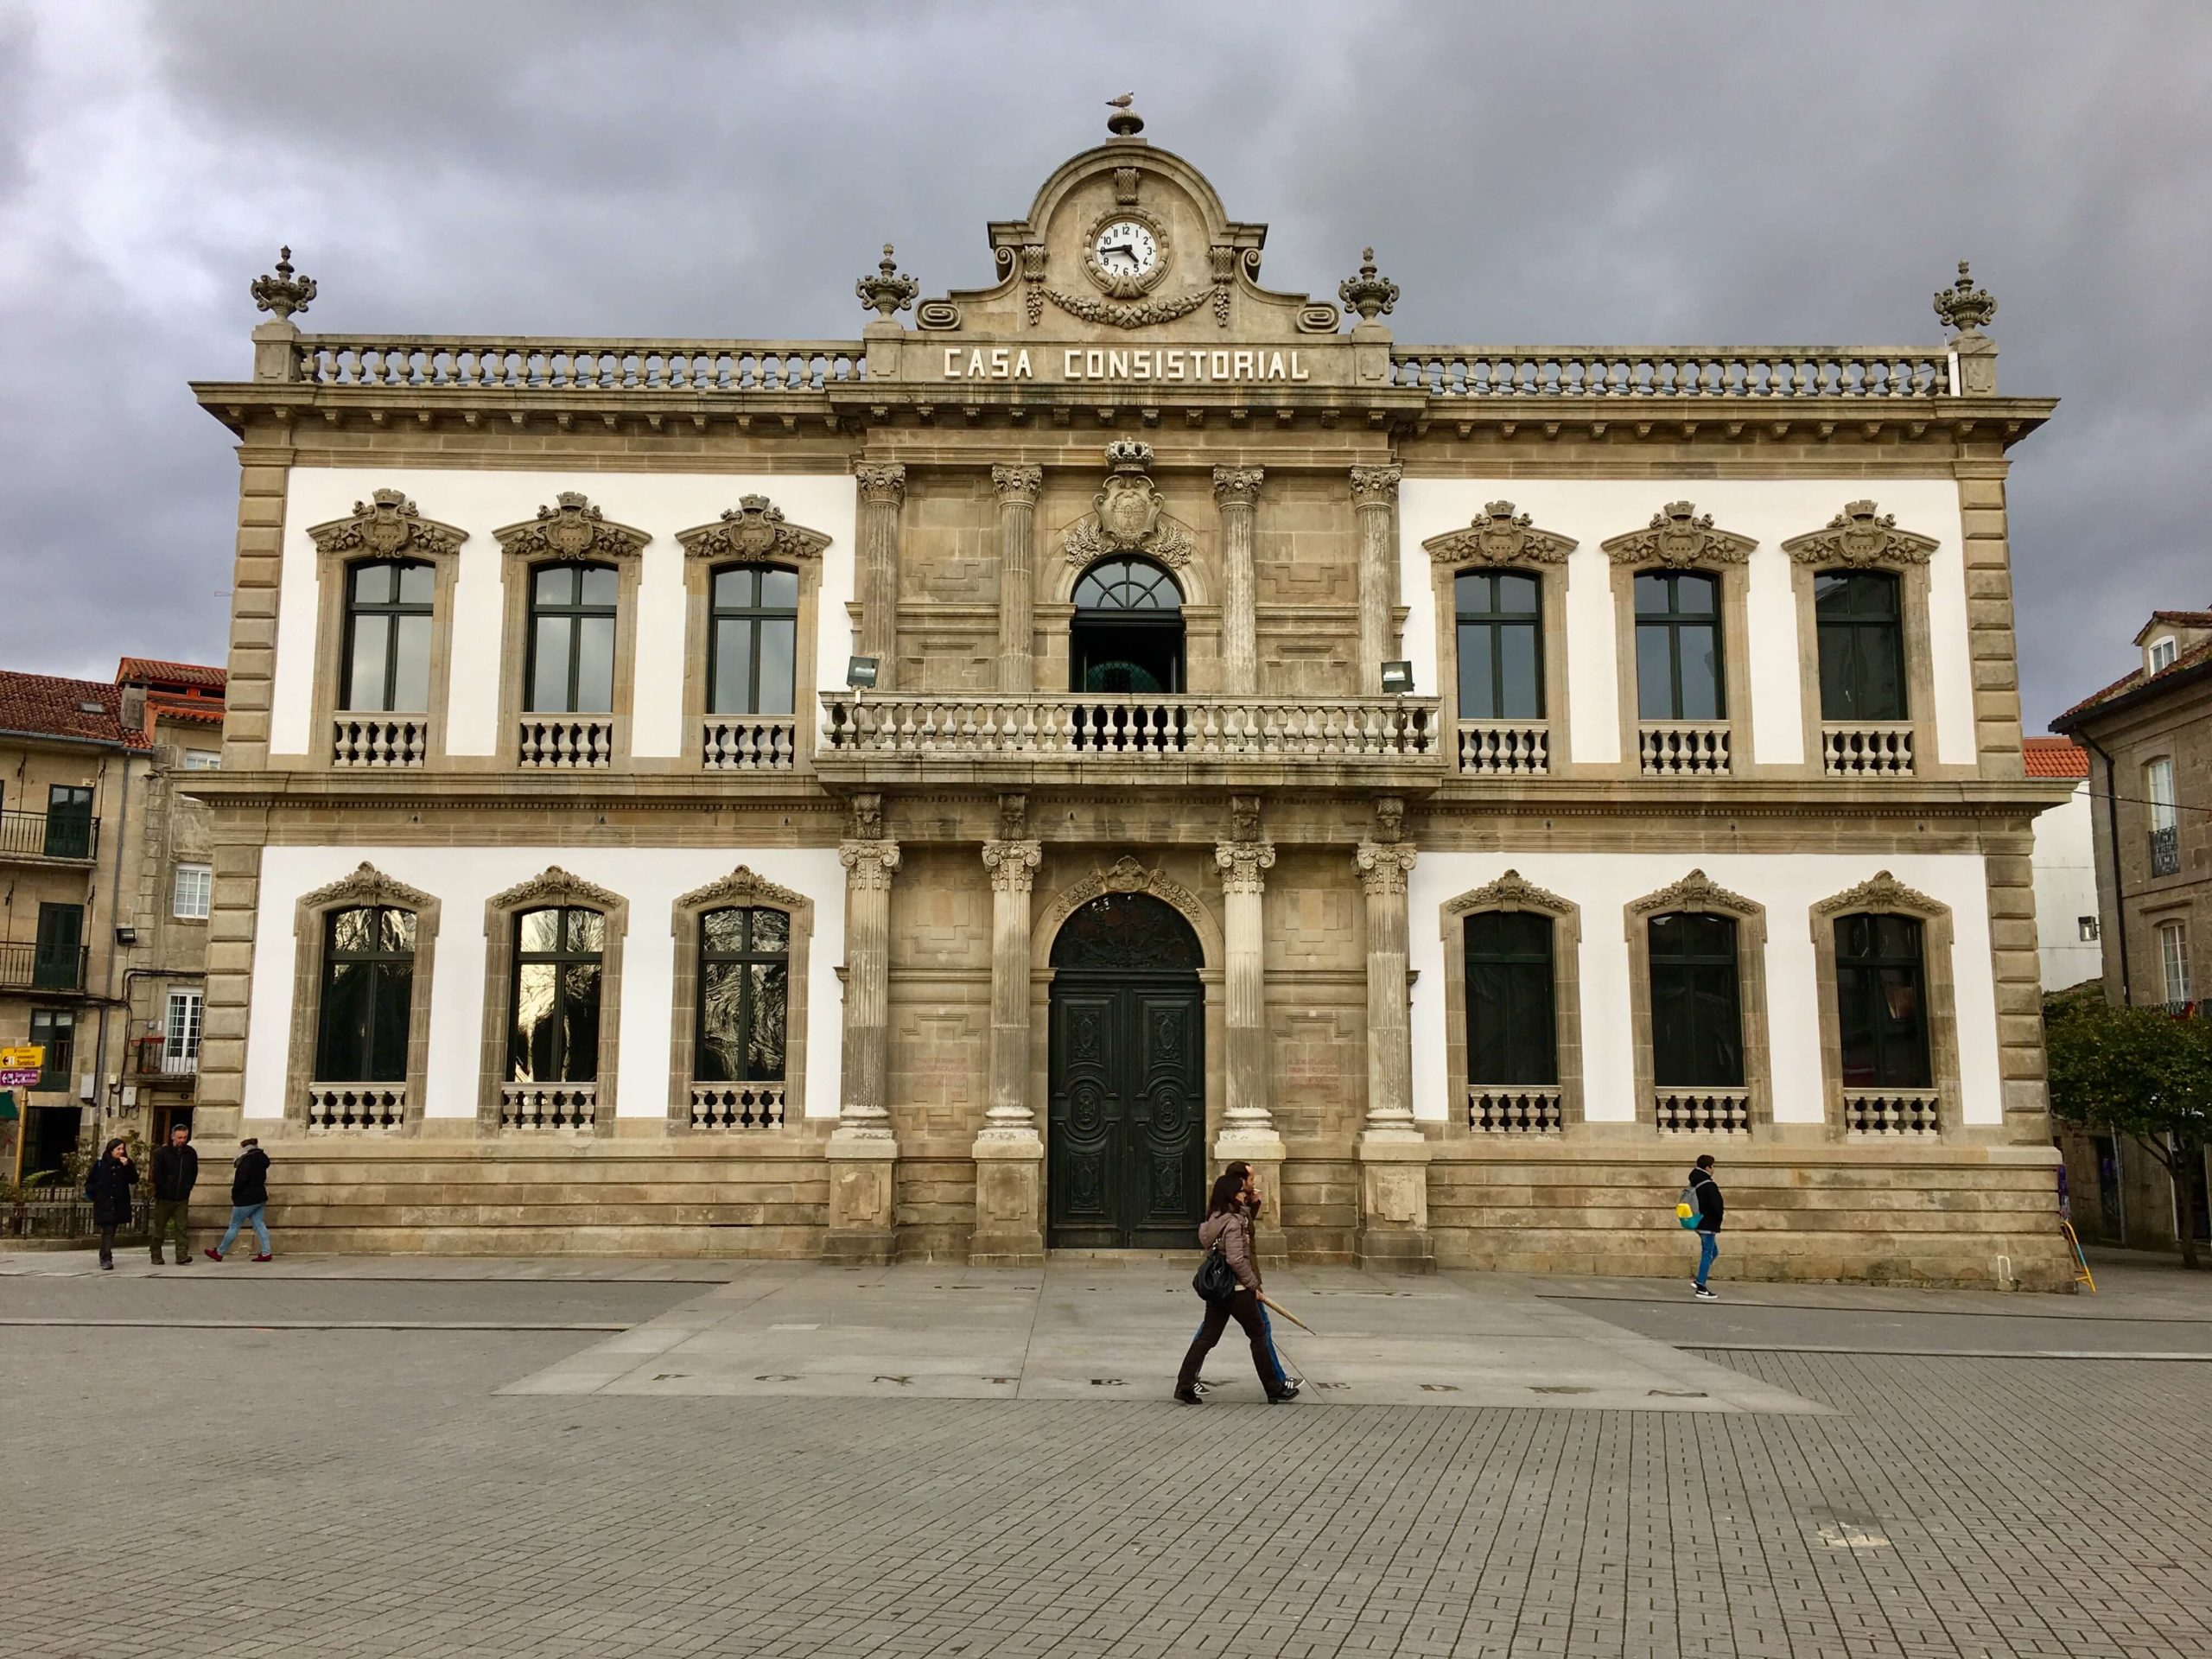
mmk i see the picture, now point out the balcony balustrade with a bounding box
[689,1082,789,1130]
[306,1083,406,1132]
[518,717,614,770]
[0,809,99,862]
[1844,1090,1940,1135]
[1467,1087,1562,1134]
[1390,346,1954,400]
[1637,722,1731,778]
[1653,1089,1750,1135]
[1821,722,1914,778]
[1456,721,1550,777]
[702,716,798,772]
[291,337,865,392]
[0,943,88,993]
[499,1081,597,1130]
[333,715,429,768]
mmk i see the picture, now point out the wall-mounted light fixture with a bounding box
[845,656,880,690]
[1380,661,1414,695]
[113,925,138,946]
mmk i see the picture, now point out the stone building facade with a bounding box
[185,116,2073,1284]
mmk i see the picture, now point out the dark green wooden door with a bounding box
[1047,892,1205,1249]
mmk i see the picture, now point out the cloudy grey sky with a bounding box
[2,0,2206,728]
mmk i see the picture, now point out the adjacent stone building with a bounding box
[2024,737,2099,992]
[2050,609,2212,1250]
[182,113,2074,1283]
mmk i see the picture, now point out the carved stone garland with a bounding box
[1809,870,1945,919]
[1602,502,1756,568]
[1424,501,1576,567]
[675,866,810,916]
[1627,868,1758,919]
[1444,869,1572,918]
[1039,856,1209,950]
[1062,442,1196,569]
[1781,501,1938,568]
[299,861,435,916]
[676,496,830,564]
[493,493,648,562]
[308,490,467,561]
[488,866,625,916]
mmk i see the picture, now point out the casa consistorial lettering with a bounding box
[940,343,1313,384]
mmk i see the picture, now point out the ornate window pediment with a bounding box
[1060,442,1195,569]
[1426,502,1576,568]
[677,497,830,565]
[487,866,625,916]
[308,491,467,562]
[1782,500,1938,568]
[1628,868,1759,919]
[676,866,810,914]
[493,493,647,563]
[299,861,435,915]
[1810,870,1947,919]
[1603,501,1756,568]
[1446,869,1573,918]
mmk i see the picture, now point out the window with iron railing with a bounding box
[2147,758,2179,876]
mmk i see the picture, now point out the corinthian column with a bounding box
[1352,820,1433,1271]
[825,813,901,1264]
[971,822,1046,1267]
[1351,464,1402,692]
[991,465,1043,694]
[1213,467,1264,695]
[854,461,906,690]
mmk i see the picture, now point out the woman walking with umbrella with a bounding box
[1176,1168,1298,1405]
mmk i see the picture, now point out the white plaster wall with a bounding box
[1397,479,1976,766]
[1407,851,2005,1127]
[270,470,858,757]
[2033,782,2102,990]
[244,846,848,1120]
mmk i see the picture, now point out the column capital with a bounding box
[1215,839,1276,894]
[990,463,1043,505]
[1211,465,1265,508]
[982,839,1043,893]
[839,839,903,888]
[1349,463,1402,509]
[854,461,907,505]
[1355,839,1419,896]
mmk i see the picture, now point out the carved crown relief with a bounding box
[1810,870,1947,919]
[1627,869,1760,919]
[308,490,467,562]
[488,866,625,915]
[1042,856,1211,950]
[1062,442,1196,569]
[676,866,810,915]
[676,496,830,564]
[299,861,435,916]
[1425,502,1576,568]
[1603,502,1756,568]
[1444,869,1573,918]
[493,493,648,563]
[1782,501,1938,568]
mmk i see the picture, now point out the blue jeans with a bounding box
[1695,1230,1719,1287]
[1194,1304,1289,1390]
[217,1203,270,1255]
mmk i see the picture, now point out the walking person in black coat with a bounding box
[1688,1154,1725,1300]
[149,1122,199,1266]
[1175,1169,1298,1405]
[83,1138,137,1271]
[205,1139,274,1262]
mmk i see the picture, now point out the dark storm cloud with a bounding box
[3,0,2206,727]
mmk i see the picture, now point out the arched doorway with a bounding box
[1070,557,1185,694]
[1047,890,1205,1248]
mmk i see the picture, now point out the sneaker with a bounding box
[100,1259,114,1271]
[1173,1387,1205,1405]
[1274,1382,1301,1402]
[204,1249,224,1262]
[1694,1286,1718,1300]
[251,1254,273,1263]
[1192,1379,1213,1395]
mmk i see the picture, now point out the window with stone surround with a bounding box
[508,906,606,1086]
[1441,872,1582,1134]
[1424,503,1574,778]
[2160,921,2193,1008]
[667,868,814,1130]
[494,494,646,771]
[315,906,416,1084]
[475,870,626,1134]
[172,862,212,921]
[1783,502,1940,779]
[284,864,440,1133]
[1809,874,1960,1138]
[341,560,435,713]
[1071,556,1185,694]
[677,497,828,772]
[1814,570,1907,722]
[526,564,619,715]
[1833,914,1931,1088]
[1454,570,1544,721]
[1647,912,1743,1086]
[2147,758,2179,877]
[307,492,466,769]
[1624,872,1770,1135]
[696,907,788,1084]
[707,567,799,718]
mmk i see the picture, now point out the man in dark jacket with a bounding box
[149,1122,198,1266]
[1688,1154,1724,1300]
[206,1139,274,1262]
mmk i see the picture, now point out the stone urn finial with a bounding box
[856,244,919,321]
[1105,93,1144,138]
[250,245,316,321]
[1338,246,1399,323]
[1933,259,1996,338]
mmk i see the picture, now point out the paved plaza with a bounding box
[2,1252,2209,1659]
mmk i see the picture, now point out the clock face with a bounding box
[1092,219,1160,278]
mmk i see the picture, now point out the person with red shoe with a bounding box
[204,1138,273,1262]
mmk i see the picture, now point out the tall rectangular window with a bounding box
[342,561,435,713]
[1454,570,1544,720]
[1633,572,1725,720]
[27,1009,74,1092]
[315,906,416,1082]
[43,785,93,859]
[709,567,799,716]
[509,906,605,1083]
[164,990,204,1071]
[696,906,790,1082]
[2160,922,2193,1007]
[1463,911,1557,1084]
[1834,913,1932,1088]
[33,903,84,990]
[2148,758,2179,877]
[527,564,619,715]
[1647,912,1743,1086]
[173,863,213,920]
[1814,570,1906,721]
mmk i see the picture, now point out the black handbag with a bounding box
[1192,1240,1237,1303]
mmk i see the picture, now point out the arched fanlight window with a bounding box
[1071,558,1185,695]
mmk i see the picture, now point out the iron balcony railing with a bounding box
[0,809,99,861]
[2150,825,2181,878]
[0,943,89,993]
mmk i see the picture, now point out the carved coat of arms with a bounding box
[1062,442,1195,568]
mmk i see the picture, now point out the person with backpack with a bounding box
[204,1138,273,1262]
[1686,1154,1724,1300]
[1176,1167,1297,1405]
[84,1137,137,1271]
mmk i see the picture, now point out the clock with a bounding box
[1084,212,1169,297]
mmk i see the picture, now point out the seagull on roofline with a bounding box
[1107,93,1135,109]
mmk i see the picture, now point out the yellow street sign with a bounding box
[0,1046,44,1069]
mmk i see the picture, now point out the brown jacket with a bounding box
[1198,1207,1259,1292]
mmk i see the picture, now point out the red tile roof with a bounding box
[2054,634,2212,727]
[0,671,153,749]
[116,658,226,692]
[2148,610,2212,629]
[148,696,224,728]
[2022,737,2088,779]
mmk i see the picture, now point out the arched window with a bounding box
[315,905,416,1082]
[342,561,435,713]
[1814,570,1905,721]
[1634,571,1725,720]
[1834,913,1930,1087]
[708,567,798,716]
[509,906,605,1084]
[696,906,790,1083]
[1464,910,1556,1084]
[1455,569,1544,719]
[527,563,619,714]
[1070,557,1185,694]
[1647,912,1742,1086]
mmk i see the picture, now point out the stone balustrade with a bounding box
[306,1083,406,1132]
[288,337,865,392]
[1654,1089,1750,1135]
[499,1082,597,1130]
[332,715,429,768]
[1457,721,1550,776]
[1822,722,1914,778]
[819,692,1439,761]
[1467,1087,1562,1133]
[519,717,614,769]
[702,716,798,772]
[1845,1090,1941,1135]
[1391,347,1954,399]
[689,1082,789,1130]
[1638,721,1731,778]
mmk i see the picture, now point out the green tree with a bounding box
[2044,987,2212,1269]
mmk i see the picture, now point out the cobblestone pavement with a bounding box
[2,1256,2208,1659]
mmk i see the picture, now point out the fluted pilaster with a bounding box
[1355,839,1421,1138]
[1214,467,1264,696]
[854,461,906,690]
[980,837,1044,1136]
[1351,464,1402,692]
[991,465,1043,694]
[836,836,901,1136]
[1215,835,1277,1134]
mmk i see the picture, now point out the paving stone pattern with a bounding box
[1,1281,2208,1657]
